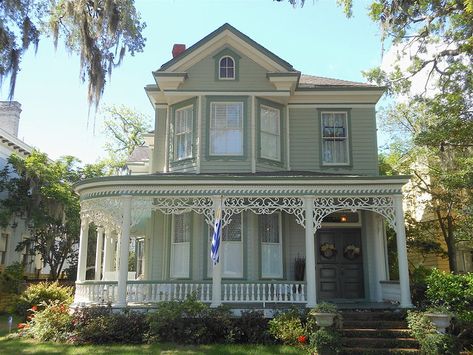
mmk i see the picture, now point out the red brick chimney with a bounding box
[172,44,186,58]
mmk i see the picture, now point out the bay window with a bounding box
[174,105,193,160]
[260,104,281,161]
[209,102,244,156]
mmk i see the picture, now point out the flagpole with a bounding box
[211,196,223,307]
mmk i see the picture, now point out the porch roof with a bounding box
[75,172,409,199]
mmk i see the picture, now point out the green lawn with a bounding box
[0,337,305,355]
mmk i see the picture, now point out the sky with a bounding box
[1,0,384,164]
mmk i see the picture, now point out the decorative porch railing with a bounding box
[74,280,306,306]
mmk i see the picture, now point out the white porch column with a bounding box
[115,235,120,271]
[304,197,316,308]
[211,197,222,308]
[372,214,388,302]
[94,227,104,281]
[394,195,413,308]
[102,228,113,279]
[76,217,90,282]
[117,196,132,307]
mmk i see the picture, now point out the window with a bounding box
[321,112,349,165]
[170,213,191,278]
[0,233,8,265]
[208,213,243,278]
[260,105,281,161]
[174,105,193,160]
[210,102,244,156]
[219,56,235,79]
[260,214,283,278]
[135,238,145,277]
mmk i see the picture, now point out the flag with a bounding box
[210,206,222,265]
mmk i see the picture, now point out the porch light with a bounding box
[340,215,348,222]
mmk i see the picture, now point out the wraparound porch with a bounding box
[72,174,412,309]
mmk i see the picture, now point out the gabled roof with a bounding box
[298,74,382,89]
[0,127,34,157]
[127,145,150,164]
[157,23,296,73]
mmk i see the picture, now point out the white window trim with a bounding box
[207,214,244,278]
[218,56,235,80]
[260,104,281,162]
[209,101,244,156]
[321,111,350,166]
[260,213,283,279]
[174,105,193,161]
[170,214,190,279]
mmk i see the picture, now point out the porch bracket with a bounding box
[313,196,397,231]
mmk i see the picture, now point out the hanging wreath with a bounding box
[343,244,361,260]
[320,242,337,259]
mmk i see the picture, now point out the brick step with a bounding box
[342,337,419,349]
[343,320,408,329]
[341,328,411,338]
[340,310,406,321]
[340,347,420,355]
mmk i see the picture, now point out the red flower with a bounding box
[17,323,27,329]
[297,335,307,344]
[31,305,38,312]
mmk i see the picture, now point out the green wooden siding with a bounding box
[180,48,275,91]
[289,108,319,170]
[289,107,378,175]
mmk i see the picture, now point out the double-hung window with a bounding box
[260,214,283,278]
[260,105,281,161]
[321,112,349,165]
[174,105,193,160]
[170,213,191,278]
[210,102,244,156]
[208,213,243,278]
[0,233,8,265]
[219,56,235,79]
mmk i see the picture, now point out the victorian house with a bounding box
[73,24,412,311]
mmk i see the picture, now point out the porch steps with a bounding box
[340,310,420,355]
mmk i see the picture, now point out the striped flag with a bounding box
[210,207,222,265]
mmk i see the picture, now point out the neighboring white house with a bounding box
[0,101,42,276]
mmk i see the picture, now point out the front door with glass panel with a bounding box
[316,229,364,300]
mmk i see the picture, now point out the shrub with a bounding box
[309,327,342,355]
[71,307,148,344]
[407,311,458,355]
[0,262,25,294]
[22,300,73,342]
[15,281,73,319]
[146,295,234,344]
[268,308,305,345]
[426,269,473,322]
[233,310,273,344]
[311,302,338,313]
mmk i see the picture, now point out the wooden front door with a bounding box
[316,229,364,300]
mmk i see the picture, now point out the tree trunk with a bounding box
[445,215,457,273]
[436,209,457,273]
